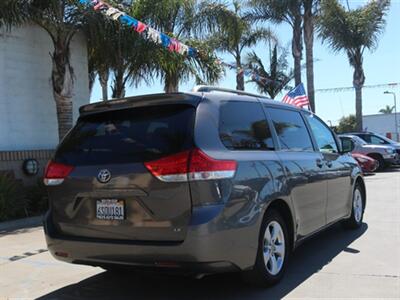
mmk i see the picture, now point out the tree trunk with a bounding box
[236,56,244,91]
[303,0,315,112]
[54,91,73,141]
[99,69,109,101]
[164,72,179,93]
[354,87,363,131]
[352,56,365,131]
[292,14,303,86]
[51,35,74,141]
[111,68,125,99]
[88,71,96,98]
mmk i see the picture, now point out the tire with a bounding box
[369,154,385,171]
[242,209,290,287]
[343,184,364,229]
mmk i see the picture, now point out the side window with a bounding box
[219,101,274,150]
[341,137,354,152]
[267,107,314,151]
[305,114,338,153]
[370,135,388,145]
[358,134,371,143]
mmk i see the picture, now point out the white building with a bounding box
[0,25,89,184]
[363,112,400,142]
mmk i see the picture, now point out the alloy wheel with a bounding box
[263,221,285,276]
[353,189,363,223]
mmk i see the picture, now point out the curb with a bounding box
[0,215,43,232]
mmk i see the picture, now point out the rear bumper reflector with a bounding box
[44,178,65,186]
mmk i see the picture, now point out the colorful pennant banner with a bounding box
[79,0,198,57]
[78,0,278,88]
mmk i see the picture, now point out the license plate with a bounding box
[96,199,125,220]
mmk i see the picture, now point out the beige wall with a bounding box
[0,25,89,185]
[0,24,90,151]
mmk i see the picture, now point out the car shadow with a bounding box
[37,223,368,300]
[380,166,400,173]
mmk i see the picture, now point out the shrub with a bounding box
[0,174,28,221]
[26,179,49,215]
[336,114,357,133]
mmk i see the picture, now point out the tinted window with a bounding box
[219,101,274,150]
[369,135,389,145]
[357,134,388,145]
[340,137,354,152]
[55,104,195,165]
[267,107,313,151]
[305,114,338,153]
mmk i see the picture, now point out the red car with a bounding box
[351,152,378,173]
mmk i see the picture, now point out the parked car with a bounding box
[351,152,378,173]
[43,86,366,287]
[339,134,398,170]
[349,132,400,164]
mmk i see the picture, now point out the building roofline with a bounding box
[363,112,400,118]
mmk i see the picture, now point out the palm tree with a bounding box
[318,0,390,131]
[85,13,113,101]
[204,1,276,91]
[302,0,319,112]
[379,105,394,114]
[84,8,156,100]
[131,0,222,93]
[249,0,303,87]
[0,0,86,140]
[245,45,294,99]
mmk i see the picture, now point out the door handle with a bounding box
[326,161,333,168]
[316,159,324,168]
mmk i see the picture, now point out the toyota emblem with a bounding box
[97,169,111,183]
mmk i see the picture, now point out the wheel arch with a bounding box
[367,152,383,160]
[263,199,296,252]
[355,176,366,209]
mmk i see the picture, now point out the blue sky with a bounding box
[90,1,400,125]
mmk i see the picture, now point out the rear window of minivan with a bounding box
[55,104,195,166]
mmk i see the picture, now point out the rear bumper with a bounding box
[43,210,258,274]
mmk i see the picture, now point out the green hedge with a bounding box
[0,175,48,222]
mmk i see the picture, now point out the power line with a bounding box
[315,82,400,93]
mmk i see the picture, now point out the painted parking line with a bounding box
[0,248,48,264]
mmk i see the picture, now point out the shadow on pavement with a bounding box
[379,166,400,173]
[38,223,367,300]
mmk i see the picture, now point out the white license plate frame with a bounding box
[96,199,125,220]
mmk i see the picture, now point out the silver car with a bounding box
[350,132,400,164]
[339,134,398,170]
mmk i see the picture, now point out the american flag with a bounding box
[282,83,310,108]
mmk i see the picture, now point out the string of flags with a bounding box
[315,82,400,93]
[80,0,308,109]
[78,0,278,87]
[79,0,198,57]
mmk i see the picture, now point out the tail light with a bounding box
[144,148,237,182]
[144,151,191,182]
[44,161,74,186]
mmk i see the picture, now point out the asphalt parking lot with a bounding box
[1,169,399,299]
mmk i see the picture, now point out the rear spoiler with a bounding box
[79,93,202,116]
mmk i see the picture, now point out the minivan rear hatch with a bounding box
[48,103,196,242]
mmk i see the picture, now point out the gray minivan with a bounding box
[43,86,365,286]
